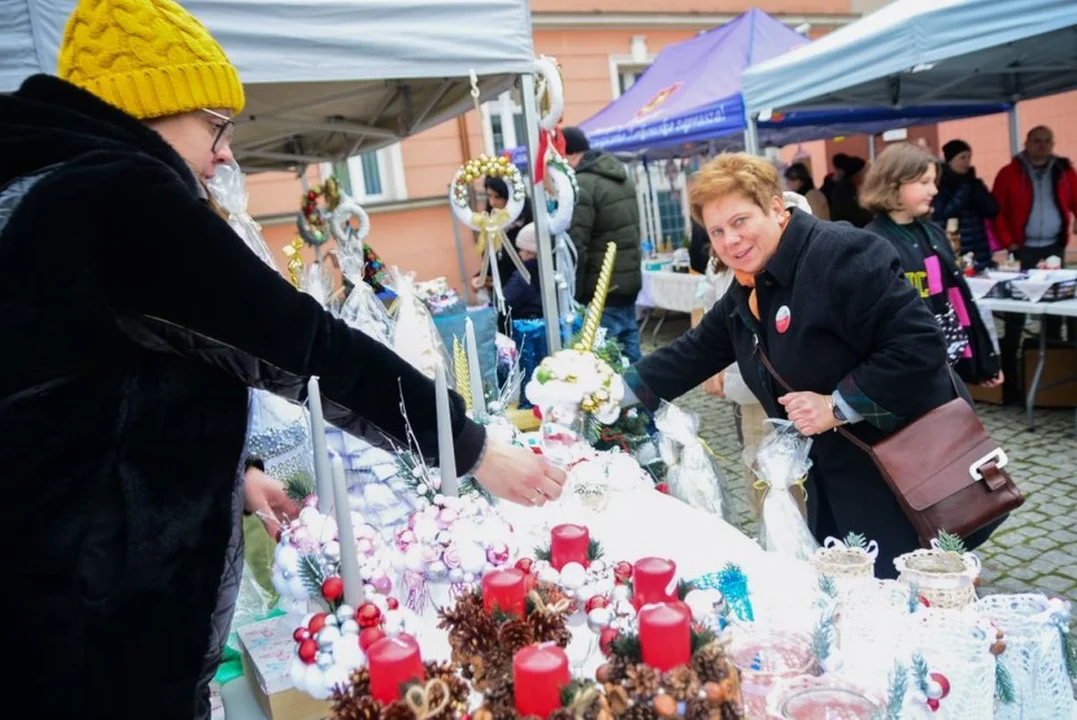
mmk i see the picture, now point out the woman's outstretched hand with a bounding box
[779,391,841,436]
[473,440,567,507]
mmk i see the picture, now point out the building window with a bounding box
[483,92,524,155]
[656,190,686,245]
[320,144,407,204]
[617,67,648,96]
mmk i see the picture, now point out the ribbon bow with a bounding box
[752,474,809,502]
[473,208,531,314]
[404,678,451,720]
[565,684,601,718]
[528,589,572,616]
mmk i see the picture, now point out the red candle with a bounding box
[482,568,527,617]
[632,557,677,608]
[367,633,425,704]
[550,524,590,570]
[638,602,691,671]
[513,643,570,718]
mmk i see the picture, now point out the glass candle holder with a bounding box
[778,688,880,719]
[729,631,815,718]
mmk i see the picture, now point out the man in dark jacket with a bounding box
[562,127,644,361]
[932,139,999,270]
[0,1,563,717]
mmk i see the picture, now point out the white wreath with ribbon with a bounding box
[449,154,528,314]
[534,55,565,132]
[542,153,581,326]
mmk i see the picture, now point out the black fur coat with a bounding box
[0,75,485,718]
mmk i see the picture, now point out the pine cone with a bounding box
[548,710,575,720]
[329,693,381,720]
[498,618,536,655]
[381,699,418,720]
[622,664,662,699]
[605,656,633,684]
[691,644,734,685]
[618,701,659,720]
[481,677,518,720]
[528,609,571,647]
[682,697,710,720]
[604,685,631,716]
[422,661,472,719]
[662,665,701,701]
[440,591,498,655]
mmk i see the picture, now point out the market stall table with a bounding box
[978,297,1077,431]
[636,268,702,343]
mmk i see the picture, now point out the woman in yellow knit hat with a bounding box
[0,1,565,717]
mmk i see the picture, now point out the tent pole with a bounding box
[450,208,473,305]
[520,73,561,354]
[1007,105,1021,156]
[868,135,877,163]
[744,113,760,156]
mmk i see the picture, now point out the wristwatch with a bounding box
[828,395,849,426]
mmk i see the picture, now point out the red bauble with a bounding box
[599,627,620,657]
[930,672,950,699]
[613,561,633,585]
[927,698,940,712]
[585,596,610,614]
[308,612,329,634]
[386,597,400,611]
[655,482,671,495]
[919,595,932,608]
[293,627,310,643]
[307,191,317,201]
[356,602,384,629]
[515,558,535,575]
[359,627,386,652]
[321,576,344,603]
[298,639,318,664]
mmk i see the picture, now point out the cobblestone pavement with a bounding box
[641,314,1077,604]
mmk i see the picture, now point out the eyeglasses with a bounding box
[202,108,235,153]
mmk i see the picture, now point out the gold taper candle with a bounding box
[453,337,472,414]
[576,242,617,351]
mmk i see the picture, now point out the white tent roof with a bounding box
[742,0,1077,113]
[2,0,536,170]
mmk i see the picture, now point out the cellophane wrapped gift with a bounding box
[386,267,449,379]
[208,161,278,269]
[750,419,819,560]
[334,241,394,347]
[655,400,728,519]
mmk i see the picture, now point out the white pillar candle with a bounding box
[307,376,333,513]
[464,316,487,421]
[434,359,459,496]
[331,454,364,606]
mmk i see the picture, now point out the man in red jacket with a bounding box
[991,125,1077,401]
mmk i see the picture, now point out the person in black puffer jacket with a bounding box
[932,140,1000,270]
[562,127,643,361]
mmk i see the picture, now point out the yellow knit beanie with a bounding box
[58,0,245,120]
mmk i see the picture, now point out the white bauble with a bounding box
[413,518,439,543]
[271,569,290,597]
[611,585,631,603]
[458,544,487,574]
[340,619,359,636]
[590,560,607,574]
[276,545,299,573]
[615,600,636,618]
[317,625,341,649]
[304,665,329,699]
[448,568,465,583]
[333,636,365,668]
[323,540,341,562]
[538,566,561,585]
[390,551,407,573]
[587,607,612,633]
[288,575,309,600]
[559,562,586,590]
[336,605,354,623]
[298,507,321,527]
[404,544,426,573]
[382,609,405,635]
[925,680,943,700]
[323,664,350,694]
[289,659,308,690]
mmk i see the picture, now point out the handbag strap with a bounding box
[753,344,875,456]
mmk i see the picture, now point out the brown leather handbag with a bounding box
[757,350,1024,545]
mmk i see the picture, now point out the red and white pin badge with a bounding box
[775,305,791,334]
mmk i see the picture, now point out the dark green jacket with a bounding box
[569,151,642,306]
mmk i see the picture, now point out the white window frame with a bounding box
[608,55,655,99]
[319,143,407,204]
[480,91,525,157]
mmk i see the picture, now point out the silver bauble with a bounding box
[339,619,360,636]
[316,651,334,670]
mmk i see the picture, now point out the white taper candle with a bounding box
[434,359,459,496]
[330,454,364,606]
[307,376,333,513]
[464,316,487,421]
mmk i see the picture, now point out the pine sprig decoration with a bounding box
[675,579,697,601]
[907,582,922,614]
[843,531,868,549]
[995,657,1015,705]
[609,631,643,664]
[818,575,838,599]
[587,538,605,562]
[297,552,327,599]
[811,611,835,664]
[935,529,967,554]
[912,654,930,694]
[1053,617,1077,678]
[534,545,552,563]
[689,626,717,655]
[284,473,315,504]
[884,661,908,720]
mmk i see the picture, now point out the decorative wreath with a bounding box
[534,55,565,132]
[330,195,371,245]
[296,177,346,247]
[544,151,578,236]
[448,154,526,232]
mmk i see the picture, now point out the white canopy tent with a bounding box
[741,0,1077,154]
[3,0,565,350]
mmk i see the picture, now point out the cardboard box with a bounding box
[967,382,1004,405]
[237,616,330,720]
[1024,343,1077,408]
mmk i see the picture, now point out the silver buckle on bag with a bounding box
[969,448,1008,480]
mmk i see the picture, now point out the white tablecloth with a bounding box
[636,269,702,313]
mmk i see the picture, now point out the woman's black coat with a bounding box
[625,210,958,577]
